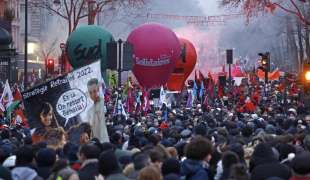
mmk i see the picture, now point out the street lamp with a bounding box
[24,0,28,88]
[27,42,36,54]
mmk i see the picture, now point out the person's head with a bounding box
[79,132,90,145]
[98,150,121,177]
[133,152,151,171]
[54,167,79,180]
[35,148,56,167]
[15,145,34,166]
[39,102,58,127]
[222,151,240,170]
[44,127,67,150]
[185,136,213,162]
[78,144,100,163]
[138,166,162,180]
[87,78,100,102]
[149,150,164,168]
[161,158,180,176]
[291,151,310,177]
[229,163,250,180]
[166,147,178,160]
[63,142,79,163]
[249,143,277,171]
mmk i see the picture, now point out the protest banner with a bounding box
[22,61,105,131]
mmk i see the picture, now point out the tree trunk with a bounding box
[297,20,304,71]
[68,19,72,36]
[286,16,299,72]
[305,25,310,59]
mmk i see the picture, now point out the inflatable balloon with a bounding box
[179,38,197,80]
[66,25,114,77]
[127,23,181,89]
[167,38,197,91]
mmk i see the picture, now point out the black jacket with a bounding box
[78,159,99,180]
[36,166,52,180]
[251,162,292,180]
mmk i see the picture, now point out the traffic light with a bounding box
[47,59,55,75]
[258,52,270,83]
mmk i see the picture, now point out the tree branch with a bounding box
[30,1,68,19]
[63,0,70,18]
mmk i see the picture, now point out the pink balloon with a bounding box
[127,23,181,89]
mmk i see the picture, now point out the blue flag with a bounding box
[193,81,198,98]
[199,80,204,98]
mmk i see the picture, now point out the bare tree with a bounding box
[220,0,310,26]
[29,0,146,36]
[39,37,58,73]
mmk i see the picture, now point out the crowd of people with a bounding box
[1,74,310,180]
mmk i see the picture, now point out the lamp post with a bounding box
[24,0,28,88]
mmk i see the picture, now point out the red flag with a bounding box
[207,72,214,98]
[222,64,226,73]
[195,70,200,85]
[14,109,29,128]
[199,70,207,88]
[13,84,22,101]
[218,84,224,98]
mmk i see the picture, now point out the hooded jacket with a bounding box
[11,167,42,180]
[180,159,209,180]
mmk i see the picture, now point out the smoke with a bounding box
[174,25,221,74]
[43,0,292,73]
[40,15,67,62]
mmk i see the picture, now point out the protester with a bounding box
[78,144,101,180]
[180,136,213,180]
[35,148,56,179]
[1,72,310,180]
[98,149,129,180]
[138,166,162,180]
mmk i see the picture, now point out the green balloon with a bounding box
[66,25,114,76]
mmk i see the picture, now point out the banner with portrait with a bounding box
[22,61,105,131]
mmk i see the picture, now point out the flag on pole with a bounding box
[0,80,13,111]
[142,89,150,114]
[159,86,166,107]
[13,84,22,101]
[193,81,198,98]
[199,71,207,89]
[186,89,193,108]
[207,72,214,98]
[113,98,128,119]
[199,80,204,98]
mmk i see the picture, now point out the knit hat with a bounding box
[194,123,207,136]
[265,124,276,134]
[36,148,56,167]
[180,129,191,139]
[161,158,180,176]
[291,152,310,175]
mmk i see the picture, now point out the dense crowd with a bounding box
[1,76,310,180]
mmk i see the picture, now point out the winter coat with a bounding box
[290,176,310,180]
[251,162,292,180]
[106,173,129,180]
[78,159,99,180]
[36,166,52,180]
[180,159,209,180]
[11,167,43,180]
